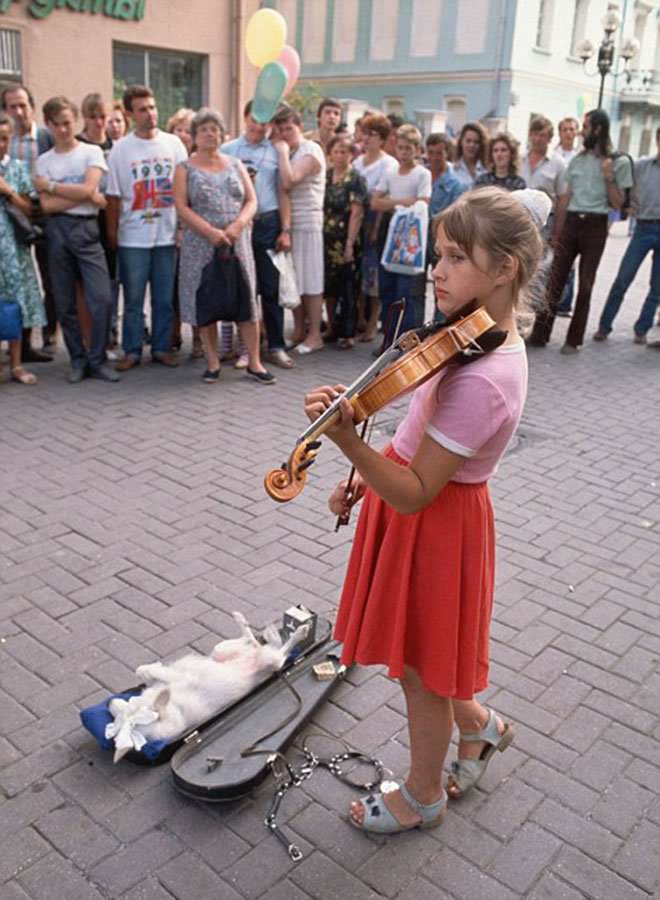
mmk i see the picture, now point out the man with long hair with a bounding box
[528,109,633,353]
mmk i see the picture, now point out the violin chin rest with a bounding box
[455,327,508,366]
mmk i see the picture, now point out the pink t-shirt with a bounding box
[391,340,528,483]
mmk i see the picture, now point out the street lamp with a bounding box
[575,3,640,108]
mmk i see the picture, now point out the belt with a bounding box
[53,213,98,221]
[568,211,608,220]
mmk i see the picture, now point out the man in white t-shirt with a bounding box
[372,123,431,344]
[106,85,187,370]
[34,96,117,383]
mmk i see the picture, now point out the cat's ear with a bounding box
[152,688,170,717]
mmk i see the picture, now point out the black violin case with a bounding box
[171,633,345,802]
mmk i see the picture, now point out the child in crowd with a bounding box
[371,124,431,345]
[34,96,116,383]
[303,187,548,834]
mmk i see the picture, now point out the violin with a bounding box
[264,306,496,504]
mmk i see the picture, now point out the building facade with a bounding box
[267,0,660,154]
[0,0,260,134]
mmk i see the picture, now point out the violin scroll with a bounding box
[264,441,321,503]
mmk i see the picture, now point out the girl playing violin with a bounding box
[303,187,549,834]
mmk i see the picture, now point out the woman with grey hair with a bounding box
[174,108,274,383]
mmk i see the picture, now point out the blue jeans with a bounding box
[558,266,575,312]
[379,266,423,345]
[118,245,176,359]
[252,211,284,350]
[598,220,660,336]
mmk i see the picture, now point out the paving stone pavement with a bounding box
[1,223,659,900]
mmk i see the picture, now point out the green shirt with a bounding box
[566,152,633,214]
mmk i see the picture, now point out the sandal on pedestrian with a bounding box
[447,708,514,800]
[11,366,38,385]
[349,783,447,835]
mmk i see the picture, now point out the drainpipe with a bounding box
[231,0,245,136]
[491,0,508,123]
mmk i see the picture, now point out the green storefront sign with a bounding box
[0,0,145,21]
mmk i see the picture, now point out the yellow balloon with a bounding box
[245,9,287,68]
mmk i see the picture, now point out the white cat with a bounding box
[107,612,308,762]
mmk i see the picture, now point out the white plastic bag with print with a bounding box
[380,201,429,276]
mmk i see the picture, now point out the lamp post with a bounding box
[575,3,639,108]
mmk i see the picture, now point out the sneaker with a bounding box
[592,331,608,342]
[234,353,249,369]
[152,352,179,367]
[89,364,120,383]
[633,332,647,345]
[67,366,87,383]
[202,368,221,383]
[560,344,579,355]
[269,349,295,369]
[645,325,660,347]
[246,366,276,385]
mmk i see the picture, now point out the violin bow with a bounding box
[334,300,407,531]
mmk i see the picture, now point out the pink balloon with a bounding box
[278,45,301,95]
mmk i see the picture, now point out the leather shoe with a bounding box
[89,364,120,382]
[67,367,87,384]
[152,352,179,367]
[22,347,53,363]
[115,356,140,372]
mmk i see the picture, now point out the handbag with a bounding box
[195,246,253,326]
[0,298,23,342]
[1,197,43,246]
[380,201,429,276]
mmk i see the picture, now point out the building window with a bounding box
[410,0,442,58]
[332,0,358,62]
[445,97,467,136]
[570,0,589,57]
[535,0,555,50]
[277,0,298,45]
[301,0,327,63]
[383,96,405,117]
[455,0,488,55]
[113,44,204,128]
[0,28,22,82]
[370,0,399,62]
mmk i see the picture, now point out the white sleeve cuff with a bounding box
[425,424,477,457]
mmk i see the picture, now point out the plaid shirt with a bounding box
[9,122,53,175]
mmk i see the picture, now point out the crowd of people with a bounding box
[1,83,659,388]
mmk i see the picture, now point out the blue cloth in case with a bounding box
[79,689,169,761]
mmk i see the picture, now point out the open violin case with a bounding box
[81,616,347,800]
[171,633,344,801]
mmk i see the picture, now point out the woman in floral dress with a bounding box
[323,136,369,349]
[0,112,45,385]
[174,108,274,384]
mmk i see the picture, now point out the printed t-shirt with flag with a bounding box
[106,130,187,247]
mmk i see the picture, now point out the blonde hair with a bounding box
[435,187,543,311]
[396,123,422,148]
[166,107,194,134]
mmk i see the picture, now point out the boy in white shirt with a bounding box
[371,124,431,344]
[35,96,117,383]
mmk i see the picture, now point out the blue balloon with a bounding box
[252,61,288,123]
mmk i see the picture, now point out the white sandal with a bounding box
[447,708,514,799]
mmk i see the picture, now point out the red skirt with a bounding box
[334,447,495,700]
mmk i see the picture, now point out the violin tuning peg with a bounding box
[297,457,316,473]
[307,440,322,451]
